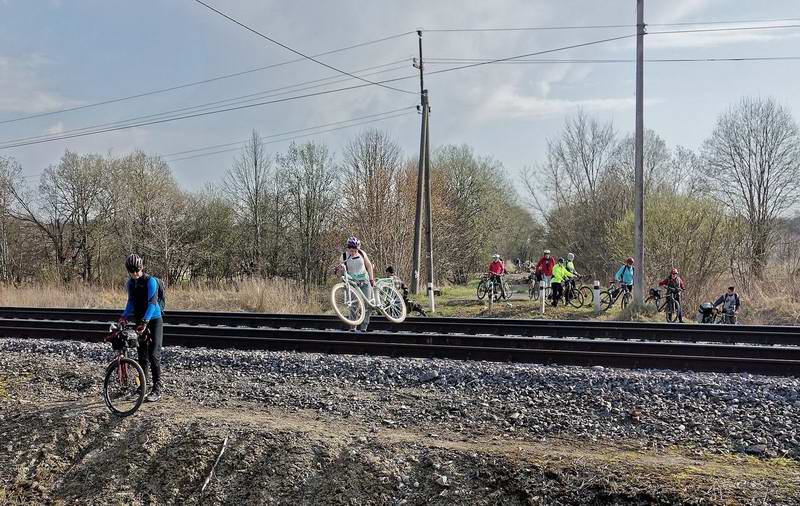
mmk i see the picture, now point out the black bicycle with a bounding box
[600,281,632,311]
[645,287,683,323]
[103,322,147,416]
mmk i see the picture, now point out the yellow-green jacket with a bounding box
[551,263,574,284]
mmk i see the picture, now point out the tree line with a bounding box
[1,95,798,303]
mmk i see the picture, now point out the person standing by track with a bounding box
[119,254,164,402]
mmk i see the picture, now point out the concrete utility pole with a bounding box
[423,93,435,311]
[633,0,645,305]
[410,31,426,294]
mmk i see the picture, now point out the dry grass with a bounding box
[0,279,324,314]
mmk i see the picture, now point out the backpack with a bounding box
[143,274,166,311]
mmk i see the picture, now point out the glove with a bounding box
[136,321,149,334]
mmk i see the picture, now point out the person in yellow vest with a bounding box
[551,257,574,307]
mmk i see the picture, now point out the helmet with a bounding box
[567,253,575,261]
[346,236,360,249]
[543,249,551,255]
[125,254,143,273]
[626,257,634,265]
[492,254,501,259]
[671,268,678,275]
[558,257,565,263]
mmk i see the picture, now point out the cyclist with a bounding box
[385,266,426,316]
[551,257,574,307]
[534,249,555,286]
[119,254,163,402]
[488,254,507,299]
[713,285,740,324]
[341,236,375,331]
[614,257,635,295]
[564,252,579,303]
[658,268,686,323]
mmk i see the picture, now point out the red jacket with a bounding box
[535,256,555,277]
[658,275,685,290]
[489,260,505,275]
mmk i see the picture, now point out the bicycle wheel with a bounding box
[476,280,487,300]
[579,286,593,307]
[666,299,680,322]
[330,282,366,326]
[599,291,613,311]
[377,284,407,323]
[567,286,584,308]
[621,291,632,309]
[502,281,512,300]
[103,357,146,417]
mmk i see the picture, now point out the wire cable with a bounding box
[0,33,635,150]
[0,61,411,147]
[422,18,800,32]
[165,110,415,162]
[0,32,414,125]
[192,0,415,95]
[426,56,800,64]
[162,106,415,157]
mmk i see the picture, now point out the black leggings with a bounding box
[138,318,163,388]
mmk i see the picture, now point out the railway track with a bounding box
[0,307,799,376]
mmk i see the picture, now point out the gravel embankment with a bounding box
[1,337,799,459]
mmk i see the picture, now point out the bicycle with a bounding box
[644,287,683,322]
[476,273,489,300]
[527,273,551,301]
[331,266,407,326]
[599,281,632,311]
[714,307,737,325]
[485,275,504,310]
[563,276,589,309]
[103,322,147,417]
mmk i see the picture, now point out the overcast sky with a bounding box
[1,0,799,191]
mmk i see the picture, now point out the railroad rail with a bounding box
[0,307,798,376]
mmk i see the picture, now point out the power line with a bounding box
[422,18,800,32]
[648,24,800,35]
[162,106,415,158]
[426,56,800,64]
[0,32,636,150]
[0,32,414,125]
[165,111,415,163]
[0,61,411,147]
[192,0,416,95]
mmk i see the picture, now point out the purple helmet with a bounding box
[346,236,360,249]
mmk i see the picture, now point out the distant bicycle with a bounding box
[600,281,632,311]
[644,287,682,322]
[331,265,407,326]
[103,322,147,417]
[563,276,591,309]
[527,273,551,301]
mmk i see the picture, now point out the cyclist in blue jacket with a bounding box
[614,257,635,294]
[119,254,164,402]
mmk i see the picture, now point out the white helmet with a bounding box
[543,249,551,255]
[567,253,575,261]
[492,254,501,259]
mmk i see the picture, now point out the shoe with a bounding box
[145,385,162,402]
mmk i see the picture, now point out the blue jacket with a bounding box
[122,275,162,322]
[614,264,634,285]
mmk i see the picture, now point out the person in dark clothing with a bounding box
[658,268,685,323]
[385,266,426,316]
[713,286,741,324]
[119,254,164,402]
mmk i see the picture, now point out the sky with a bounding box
[1,0,799,192]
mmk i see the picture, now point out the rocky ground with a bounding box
[1,337,799,505]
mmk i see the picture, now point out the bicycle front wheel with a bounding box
[666,300,681,322]
[377,284,407,323]
[621,291,632,309]
[330,282,366,326]
[476,281,487,300]
[567,286,584,308]
[599,291,613,311]
[103,357,146,417]
[579,286,593,307]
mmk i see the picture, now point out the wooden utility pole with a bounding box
[633,0,645,305]
[410,30,426,294]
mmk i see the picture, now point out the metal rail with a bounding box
[0,306,798,346]
[0,316,798,376]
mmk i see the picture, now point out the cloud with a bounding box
[478,85,637,120]
[0,54,81,115]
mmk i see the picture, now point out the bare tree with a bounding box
[702,97,800,276]
[280,141,337,289]
[613,129,673,195]
[0,156,23,281]
[224,130,272,276]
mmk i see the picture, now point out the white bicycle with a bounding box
[330,267,407,326]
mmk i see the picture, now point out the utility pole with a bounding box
[633,0,645,305]
[423,91,435,311]
[410,30,426,294]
